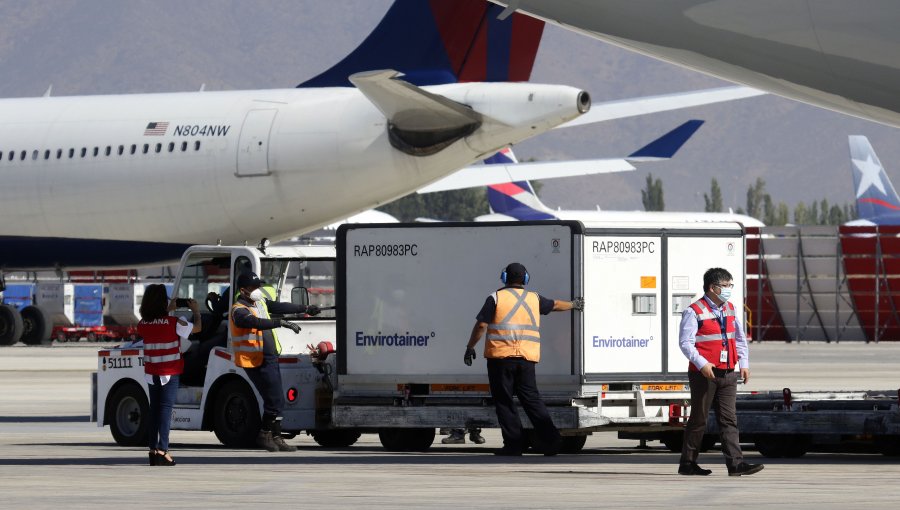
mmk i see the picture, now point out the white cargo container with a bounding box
[331,220,745,449]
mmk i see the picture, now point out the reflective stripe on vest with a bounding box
[688,298,737,371]
[230,303,264,368]
[257,299,281,355]
[485,288,542,362]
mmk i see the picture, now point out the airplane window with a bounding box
[7,151,12,161]
[130,144,136,155]
[0,151,3,161]
[93,147,99,157]
[105,146,111,156]
[43,150,49,160]
[56,149,62,159]
[181,141,187,152]
[142,144,149,154]
[80,148,87,158]
[194,141,201,151]
[20,150,26,160]
[167,142,175,152]
[117,145,124,156]
[155,143,162,153]
[32,150,38,160]
[68,148,75,158]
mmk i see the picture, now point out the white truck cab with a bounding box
[92,244,346,447]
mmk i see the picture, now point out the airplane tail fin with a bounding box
[627,120,704,160]
[485,149,556,220]
[299,0,544,88]
[849,135,900,221]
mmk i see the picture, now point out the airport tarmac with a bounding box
[1,343,899,509]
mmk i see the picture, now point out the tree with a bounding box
[794,201,808,225]
[775,202,790,226]
[377,188,489,222]
[818,199,830,225]
[828,204,844,225]
[704,178,723,212]
[762,195,776,225]
[746,177,767,220]
[641,173,665,211]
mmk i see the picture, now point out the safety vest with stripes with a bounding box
[485,288,542,362]
[259,286,282,355]
[230,302,264,368]
[138,316,183,376]
[688,298,737,372]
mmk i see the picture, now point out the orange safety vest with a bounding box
[485,288,542,362]
[230,302,264,368]
[688,298,737,372]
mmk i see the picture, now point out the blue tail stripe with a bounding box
[486,6,512,82]
[298,0,456,88]
[628,120,704,158]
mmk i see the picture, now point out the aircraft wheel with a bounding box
[0,304,24,346]
[378,428,435,452]
[20,306,52,345]
[311,429,362,448]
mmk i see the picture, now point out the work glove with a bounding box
[305,304,321,316]
[281,320,301,334]
[464,347,477,366]
[571,297,585,311]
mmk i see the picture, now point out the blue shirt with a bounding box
[678,295,749,371]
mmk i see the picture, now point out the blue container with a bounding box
[74,284,103,327]
[1,284,34,310]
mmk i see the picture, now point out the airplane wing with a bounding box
[557,86,764,128]
[418,158,635,193]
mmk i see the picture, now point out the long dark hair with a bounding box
[139,284,169,321]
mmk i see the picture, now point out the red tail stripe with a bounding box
[860,197,900,211]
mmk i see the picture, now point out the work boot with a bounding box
[442,430,466,444]
[469,429,486,445]
[678,462,712,476]
[256,430,280,452]
[272,434,298,452]
[728,462,764,476]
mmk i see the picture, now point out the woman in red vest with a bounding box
[137,284,200,466]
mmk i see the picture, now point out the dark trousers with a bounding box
[487,357,560,452]
[147,374,179,452]
[681,370,743,468]
[244,353,284,424]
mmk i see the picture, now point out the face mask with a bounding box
[249,288,265,302]
[717,288,732,302]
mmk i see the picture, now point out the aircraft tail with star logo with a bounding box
[849,135,900,225]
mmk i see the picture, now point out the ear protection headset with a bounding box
[500,266,530,285]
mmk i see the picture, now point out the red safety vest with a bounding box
[138,316,184,376]
[485,288,542,362]
[688,298,737,372]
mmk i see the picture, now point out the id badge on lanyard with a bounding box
[718,313,728,364]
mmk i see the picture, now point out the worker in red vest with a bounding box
[138,284,201,466]
[464,262,584,456]
[678,267,763,477]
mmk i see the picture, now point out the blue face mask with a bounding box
[717,287,732,302]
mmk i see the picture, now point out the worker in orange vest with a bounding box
[231,271,320,452]
[464,262,583,456]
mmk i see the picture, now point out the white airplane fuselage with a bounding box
[495,0,900,127]
[0,82,586,267]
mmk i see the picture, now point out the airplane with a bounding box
[489,1,900,128]
[0,1,586,270]
[0,0,764,271]
[466,138,765,228]
[846,135,900,226]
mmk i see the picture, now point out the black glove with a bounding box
[281,320,301,334]
[305,304,321,316]
[571,297,585,311]
[464,347,477,366]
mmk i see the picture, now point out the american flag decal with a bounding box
[144,122,169,136]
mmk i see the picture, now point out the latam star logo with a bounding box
[144,121,169,136]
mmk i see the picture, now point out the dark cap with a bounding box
[504,262,528,282]
[236,272,262,290]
